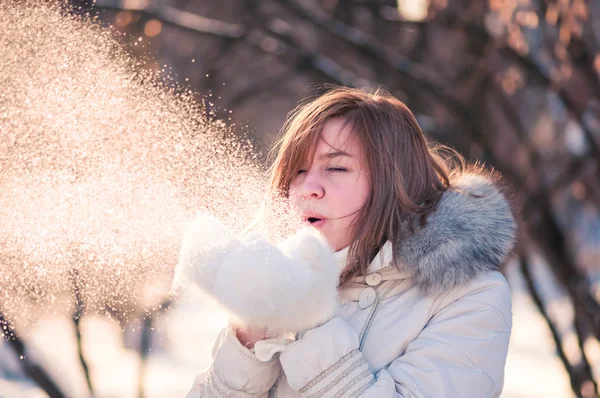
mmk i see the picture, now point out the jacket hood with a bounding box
[395,168,518,295]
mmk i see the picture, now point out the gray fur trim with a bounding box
[396,170,517,295]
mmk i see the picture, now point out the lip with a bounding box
[302,212,327,229]
[308,219,325,229]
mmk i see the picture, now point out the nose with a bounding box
[295,172,324,200]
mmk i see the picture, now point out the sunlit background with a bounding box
[1,0,599,397]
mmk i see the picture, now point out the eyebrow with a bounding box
[318,150,353,160]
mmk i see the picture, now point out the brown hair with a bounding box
[270,87,461,285]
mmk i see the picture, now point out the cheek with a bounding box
[351,177,370,207]
[360,182,370,204]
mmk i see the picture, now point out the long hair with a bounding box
[269,87,462,285]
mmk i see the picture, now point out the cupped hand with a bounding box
[176,212,339,335]
[235,325,269,349]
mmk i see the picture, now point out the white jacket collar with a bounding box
[333,246,349,275]
[368,241,393,272]
[335,240,394,276]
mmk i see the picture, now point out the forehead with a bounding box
[314,118,362,157]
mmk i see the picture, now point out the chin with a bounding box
[328,239,345,252]
[316,229,346,252]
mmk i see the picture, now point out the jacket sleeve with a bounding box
[186,325,282,398]
[279,276,512,397]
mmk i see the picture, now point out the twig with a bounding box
[573,310,600,397]
[485,75,545,185]
[137,315,151,398]
[0,311,66,398]
[435,3,600,163]
[137,298,171,398]
[497,48,600,163]
[92,0,245,39]
[519,255,583,396]
[71,269,94,396]
[279,0,429,81]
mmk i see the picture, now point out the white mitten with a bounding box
[173,212,339,335]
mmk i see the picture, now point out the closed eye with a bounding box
[326,167,347,172]
[297,169,307,175]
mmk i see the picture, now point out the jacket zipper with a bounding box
[358,280,401,351]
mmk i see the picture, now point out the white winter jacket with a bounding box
[186,171,516,397]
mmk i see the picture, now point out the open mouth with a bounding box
[303,215,325,228]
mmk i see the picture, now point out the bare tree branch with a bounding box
[519,256,584,396]
[93,0,245,39]
[278,0,443,93]
[71,269,93,396]
[0,311,66,398]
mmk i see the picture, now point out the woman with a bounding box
[183,87,517,397]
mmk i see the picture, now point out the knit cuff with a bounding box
[299,349,375,397]
[210,325,281,395]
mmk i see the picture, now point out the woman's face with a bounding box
[289,118,370,251]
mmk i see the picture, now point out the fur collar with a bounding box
[395,168,518,294]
